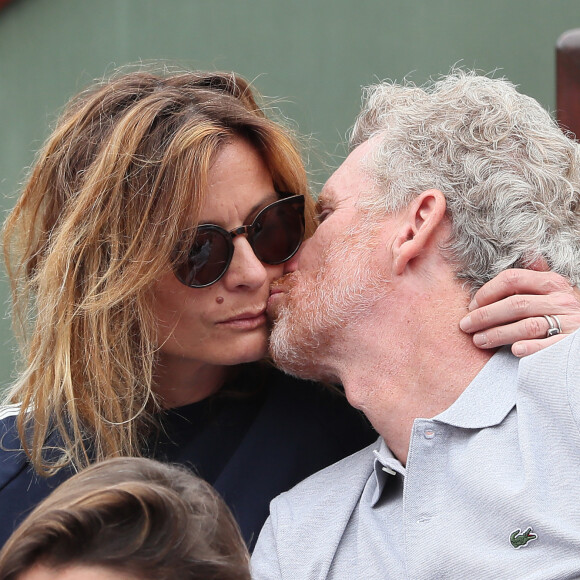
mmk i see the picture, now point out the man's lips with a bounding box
[267,276,294,316]
[267,289,284,317]
[269,286,285,298]
[269,272,295,295]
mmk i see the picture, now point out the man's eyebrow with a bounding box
[317,190,334,207]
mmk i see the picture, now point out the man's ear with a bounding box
[392,189,447,276]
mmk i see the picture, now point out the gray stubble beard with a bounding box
[269,219,389,382]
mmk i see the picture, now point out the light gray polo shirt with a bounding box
[252,331,580,579]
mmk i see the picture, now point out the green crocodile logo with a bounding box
[510,527,537,549]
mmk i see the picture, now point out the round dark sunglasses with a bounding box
[174,194,305,288]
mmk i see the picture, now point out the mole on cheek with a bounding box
[216,296,224,304]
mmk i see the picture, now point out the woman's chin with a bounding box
[221,334,270,366]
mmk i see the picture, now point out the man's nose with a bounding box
[282,240,307,274]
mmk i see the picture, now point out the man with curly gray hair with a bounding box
[352,71,580,291]
[252,71,580,578]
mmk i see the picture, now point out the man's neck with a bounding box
[333,280,494,466]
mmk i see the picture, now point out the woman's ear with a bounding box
[392,189,447,276]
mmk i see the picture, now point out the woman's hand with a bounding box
[459,269,580,357]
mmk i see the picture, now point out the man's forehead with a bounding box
[320,137,380,203]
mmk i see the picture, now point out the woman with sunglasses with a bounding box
[0,69,376,551]
[1,67,578,551]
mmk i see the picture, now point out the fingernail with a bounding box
[473,332,487,347]
[513,344,526,357]
[459,315,472,331]
[468,299,478,311]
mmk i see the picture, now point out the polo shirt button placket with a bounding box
[405,420,442,578]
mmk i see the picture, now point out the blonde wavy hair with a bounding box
[3,68,312,476]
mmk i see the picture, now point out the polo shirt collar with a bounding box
[372,438,404,505]
[433,346,519,429]
[370,347,519,506]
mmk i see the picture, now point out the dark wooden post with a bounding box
[556,29,580,140]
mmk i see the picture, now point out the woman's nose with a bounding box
[221,237,269,290]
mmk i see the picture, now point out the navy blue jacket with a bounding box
[0,366,375,550]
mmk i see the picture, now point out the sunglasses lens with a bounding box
[174,195,305,288]
[251,197,305,264]
[174,227,231,287]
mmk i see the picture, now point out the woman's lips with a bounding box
[217,309,268,330]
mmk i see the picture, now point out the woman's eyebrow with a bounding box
[201,192,279,227]
[241,192,279,225]
[248,192,278,215]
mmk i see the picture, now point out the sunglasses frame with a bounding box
[174,193,305,288]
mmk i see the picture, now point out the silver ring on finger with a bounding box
[543,314,561,338]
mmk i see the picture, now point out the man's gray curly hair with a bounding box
[350,70,580,293]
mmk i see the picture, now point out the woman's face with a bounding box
[152,138,285,394]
